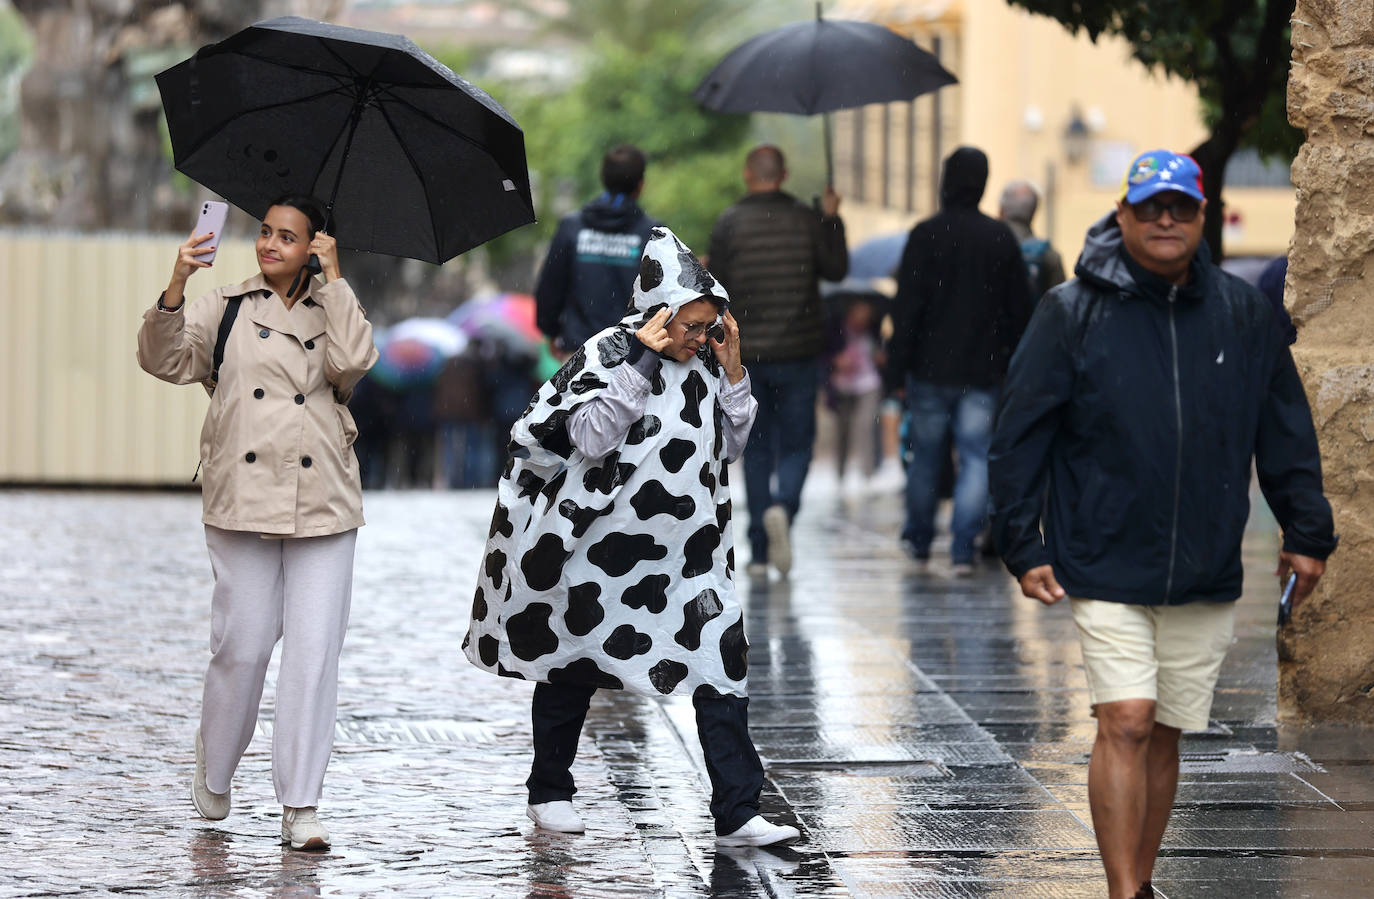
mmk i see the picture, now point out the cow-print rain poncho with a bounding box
[464,228,749,699]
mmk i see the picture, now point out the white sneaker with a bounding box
[744,562,769,579]
[717,814,801,847]
[191,728,230,821]
[281,806,330,851]
[526,800,585,833]
[950,562,975,578]
[870,457,906,492]
[762,505,791,576]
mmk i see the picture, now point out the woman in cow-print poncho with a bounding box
[464,227,800,846]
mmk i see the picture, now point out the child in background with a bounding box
[827,294,885,496]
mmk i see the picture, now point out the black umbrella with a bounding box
[693,4,956,184]
[156,16,535,265]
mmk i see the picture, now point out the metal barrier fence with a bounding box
[0,230,258,485]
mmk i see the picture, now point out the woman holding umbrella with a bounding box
[137,195,378,851]
[465,228,800,847]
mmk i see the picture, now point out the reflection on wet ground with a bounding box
[1,485,1371,897]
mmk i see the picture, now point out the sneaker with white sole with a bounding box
[281,806,330,851]
[526,800,585,833]
[717,815,801,847]
[191,728,230,821]
[762,505,791,576]
[744,562,768,579]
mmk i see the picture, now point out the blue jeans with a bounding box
[743,360,819,562]
[902,378,997,563]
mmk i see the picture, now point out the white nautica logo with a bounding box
[1216,349,1225,364]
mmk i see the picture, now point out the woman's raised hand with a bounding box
[310,231,341,281]
[163,231,217,310]
[709,310,744,385]
[635,306,674,353]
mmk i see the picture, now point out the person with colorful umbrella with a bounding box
[138,194,378,851]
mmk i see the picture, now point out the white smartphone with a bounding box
[193,200,229,264]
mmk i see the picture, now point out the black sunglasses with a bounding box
[1130,195,1202,223]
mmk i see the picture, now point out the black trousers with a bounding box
[527,681,765,835]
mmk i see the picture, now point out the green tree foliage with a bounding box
[0,0,33,160]
[469,31,752,263]
[1007,0,1296,258]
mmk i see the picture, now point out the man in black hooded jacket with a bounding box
[989,149,1336,899]
[887,146,1033,572]
[535,145,660,355]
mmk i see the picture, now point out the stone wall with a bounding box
[1279,0,1374,722]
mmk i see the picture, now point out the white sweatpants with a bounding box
[201,525,357,807]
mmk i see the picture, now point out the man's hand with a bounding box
[1018,564,1066,605]
[635,306,673,353]
[821,185,841,218]
[1277,551,1325,608]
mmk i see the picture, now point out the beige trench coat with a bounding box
[138,273,379,537]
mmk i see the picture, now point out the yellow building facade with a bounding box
[833,0,1296,263]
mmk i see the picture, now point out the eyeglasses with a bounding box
[678,319,723,341]
[1130,195,1201,223]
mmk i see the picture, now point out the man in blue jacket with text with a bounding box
[989,150,1336,899]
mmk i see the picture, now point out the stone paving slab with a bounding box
[3,486,1374,898]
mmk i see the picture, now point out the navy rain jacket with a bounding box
[534,193,659,351]
[989,213,1337,606]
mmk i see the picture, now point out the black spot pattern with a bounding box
[680,371,707,427]
[675,242,718,294]
[675,588,723,651]
[648,659,690,694]
[478,634,499,667]
[682,524,721,578]
[528,409,574,459]
[626,415,661,445]
[570,373,607,395]
[472,585,488,622]
[603,624,653,660]
[720,614,748,680]
[715,501,731,535]
[659,438,696,473]
[713,404,724,457]
[620,574,671,613]
[583,452,637,495]
[698,460,717,492]
[650,367,666,396]
[549,347,587,393]
[520,533,570,591]
[515,470,545,502]
[488,503,514,539]
[639,255,664,292]
[587,532,667,578]
[629,480,696,521]
[548,657,623,689]
[559,498,616,538]
[564,582,604,636]
[507,602,558,662]
[484,549,506,590]
[540,469,569,513]
[597,330,633,368]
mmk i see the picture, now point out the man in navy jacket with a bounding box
[989,150,1336,899]
[535,145,659,355]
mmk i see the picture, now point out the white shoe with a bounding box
[281,806,330,851]
[950,562,975,578]
[870,458,906,492]
[762,505,791,576]
[526,800,585,833]
[744,562,769,579]
[191,728,230,821]
[717,814,801,847]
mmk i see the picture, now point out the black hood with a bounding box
[939,147,988,210]
[581,192,646,232]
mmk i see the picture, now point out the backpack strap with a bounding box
[209,295,243,393]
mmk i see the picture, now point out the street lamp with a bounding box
[1063,106,1090,165]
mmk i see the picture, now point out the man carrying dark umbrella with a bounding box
[708,145,847,578]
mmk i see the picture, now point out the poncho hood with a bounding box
[624,226,731,322]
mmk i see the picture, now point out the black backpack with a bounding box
[208,296,243,394]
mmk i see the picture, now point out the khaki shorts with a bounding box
[1070,597,1237,731]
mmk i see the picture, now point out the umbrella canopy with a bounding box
[369,336,447,390]
[447,292,541,356]
[156,16,535,264]
[693,16,956,116]
[849,231,908,281]
[387,316,468,357]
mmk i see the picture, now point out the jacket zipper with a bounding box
[1165,285,1181,602]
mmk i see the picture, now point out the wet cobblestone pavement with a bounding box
[2,483,1373,897]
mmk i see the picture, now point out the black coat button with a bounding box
[301,456,312,468]
[294,393,305,405]
[259,329,270,338]
[253,388,265,399]
[304,339,315,350]
[245,452,256,463]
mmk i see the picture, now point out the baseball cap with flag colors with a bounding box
[1119,150,1205,204]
